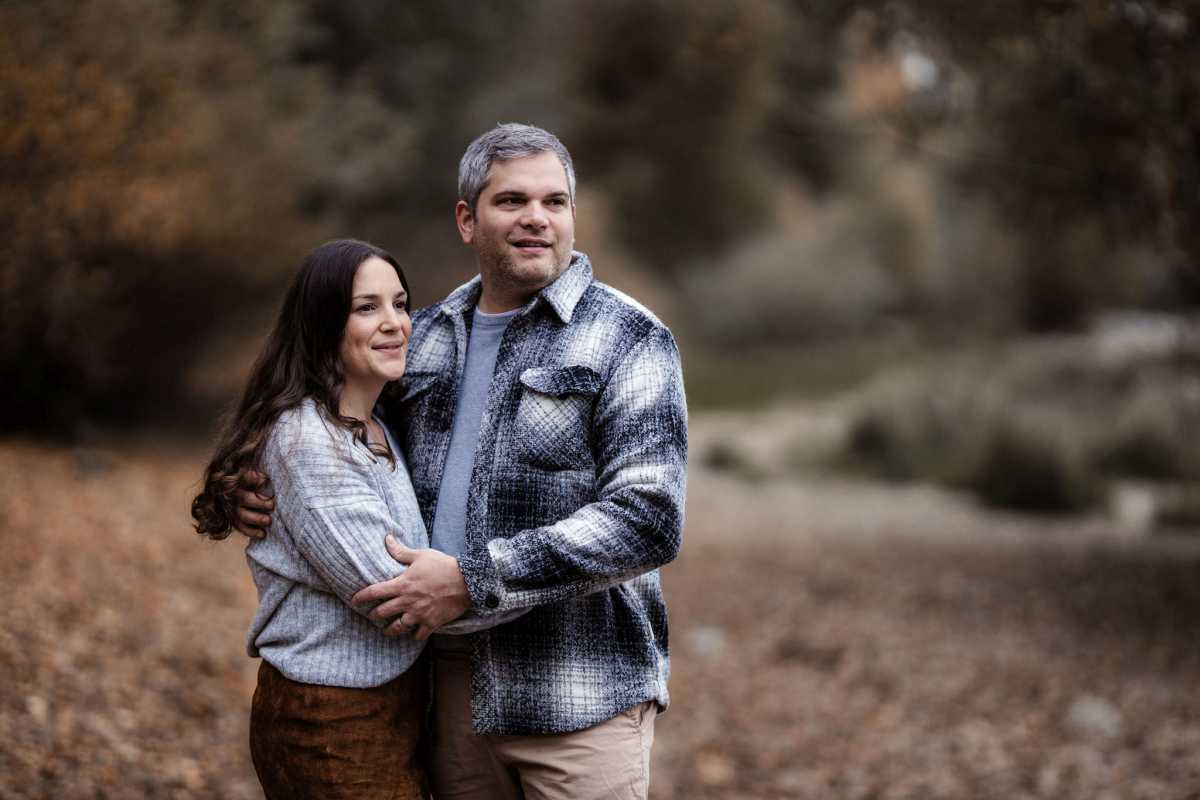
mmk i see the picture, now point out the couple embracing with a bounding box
[191,124,688,799]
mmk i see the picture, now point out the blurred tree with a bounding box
[0,0,328,432]
[677,0,1199,343]
[5,0,1198,433]
[564,0,861,274]
[896,0,1200,327]
[272,0,564,300]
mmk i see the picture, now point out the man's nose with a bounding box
[520,202,548,228]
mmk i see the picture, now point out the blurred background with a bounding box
[3,0,1200,797]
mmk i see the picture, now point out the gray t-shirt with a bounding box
[430,305,518,558]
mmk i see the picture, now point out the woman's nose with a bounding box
[380,308,403,332]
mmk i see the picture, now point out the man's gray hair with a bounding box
[458,123,576,214]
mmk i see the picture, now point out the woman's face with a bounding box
[339,256,411,387]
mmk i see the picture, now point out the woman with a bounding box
[191,239,429,799]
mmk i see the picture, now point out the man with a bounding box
[237,123,687,799]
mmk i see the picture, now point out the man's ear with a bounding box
[455,200,474,245]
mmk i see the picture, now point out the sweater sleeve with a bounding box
[262,407,421,616]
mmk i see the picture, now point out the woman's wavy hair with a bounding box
[191,239,411,539]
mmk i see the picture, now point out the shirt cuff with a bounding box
[457,544,505,614]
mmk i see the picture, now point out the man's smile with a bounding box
[511,237,552,251]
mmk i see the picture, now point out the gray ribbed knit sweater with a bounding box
[243,398,426,688]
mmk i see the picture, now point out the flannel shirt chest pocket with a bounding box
[515,365,603,471]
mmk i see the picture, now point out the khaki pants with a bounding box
[431,644,656,800]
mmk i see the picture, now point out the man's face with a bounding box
[456,151,576,306]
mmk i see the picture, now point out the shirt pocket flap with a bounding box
[518,365,603,398]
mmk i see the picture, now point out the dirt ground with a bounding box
[2,408,1199,799]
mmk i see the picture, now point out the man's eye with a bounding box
[548,198,567,207]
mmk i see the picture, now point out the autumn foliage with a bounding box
[0,1,328,432]
[3,0,1198,432]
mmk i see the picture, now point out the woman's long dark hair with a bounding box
[191,239,411,539]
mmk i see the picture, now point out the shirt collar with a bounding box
[537,251,592,324]
[437,274,483,318]
[437,251,593,324]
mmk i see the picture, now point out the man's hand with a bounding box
[234,469,274,540]
[351,535,471,640]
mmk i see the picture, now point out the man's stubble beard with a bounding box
[479,240,573,299]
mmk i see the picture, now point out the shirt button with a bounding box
[485,594,500,609]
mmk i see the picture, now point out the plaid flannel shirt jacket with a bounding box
[385,251,688,735]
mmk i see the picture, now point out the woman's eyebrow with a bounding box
[352,292,407,302]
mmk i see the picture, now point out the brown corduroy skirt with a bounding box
[249,660,429,800]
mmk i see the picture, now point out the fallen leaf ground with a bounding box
[2,416,1199,799]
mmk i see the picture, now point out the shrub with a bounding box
[1095,382,1200,481]
[838,369,992,484]
[701,439,767,483]
[1157,486,1200,532]
[835,350,1140,514]
[844,410,924,482]
[964,417,1104,513]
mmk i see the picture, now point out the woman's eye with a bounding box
[356,303,375,313]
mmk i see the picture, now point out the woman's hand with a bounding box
[234,469,275,539]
